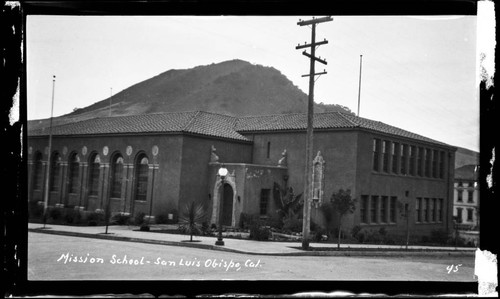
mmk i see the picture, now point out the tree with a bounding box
[273,182,303,228]
[330,189,356,249]
[178,201,207,242]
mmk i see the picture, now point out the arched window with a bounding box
[110,154,124,198]
[88,153,101,196]
[134,154,149,201]
[68,153,80,194]
[49,152,62,192]
[33,151,43,191]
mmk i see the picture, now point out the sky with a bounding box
[26,10,489,152]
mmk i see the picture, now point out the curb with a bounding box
[28,228,475,257]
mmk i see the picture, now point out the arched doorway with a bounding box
[221,183,233,226]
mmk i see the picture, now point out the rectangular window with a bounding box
[432,150,438,178]
[390,196,397,223]
[392,143,399,173]
[380,196,388,223]
[467,209,473,222]
[439,151,445,179]
[373,139,380,172]
[431,198,436,222]
[89,164,100,196]
[382,141,389,173]
[360,195,368,224]
[400,144,407,175]
[260,189,270,215]
[457,190,463,202]
[456,207,463,223]
[425,149,432,177]
[416,197,422,222]
[467,190,474,203]
[417,147,424,176]
[370,195,378,223]
[409,146,416,176]
[266,142,271,159]
[424,198,429,222]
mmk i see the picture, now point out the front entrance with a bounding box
[221,183,233,226]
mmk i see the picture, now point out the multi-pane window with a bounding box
[467,209,473,222]
[432,150,438,178]
[439,151,445,179]
[260,189,270,215]
[417,147,424,176]
[392,143,399,173]
[409,146,416,176]
[424,198,429,222]
[457,189,463,202]
[88,154,101,196]
[380,196,388,223]
[425,149,432,177]
[382,141,389,173]
[68,153,80,194]
[33,152,43,191]
[431,198,436,222]
[110,155,124,198]
[390,197,397,223]
[467,190,474,203]
[49,152,61,192]
[135,155,149,201]
[416,197,422,222]
[373,139,380,171]
[456,208,463,223]
[360,195,368,223]
[400,144,407,175]
[370,196,378,223]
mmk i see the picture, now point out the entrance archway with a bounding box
[221,183,233,226]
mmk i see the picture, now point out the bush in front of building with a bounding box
[28,200,44,220]
[111,213,131,225]
[87,211,105,226]
[63,208,82,224]
[134,212,146,226]
[249,222,271,241]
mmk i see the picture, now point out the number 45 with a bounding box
[447,264,462,274]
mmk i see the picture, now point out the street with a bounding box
[28,232,476,281]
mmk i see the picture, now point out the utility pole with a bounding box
[357,54,363,117]
[296,16,333,249]
[42,75,56,228]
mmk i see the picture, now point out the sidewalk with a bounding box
[28,223,476,257]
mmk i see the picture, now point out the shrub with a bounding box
[155,213,169,224]
[28,201,44,219]
[430,229,449,244]
[87,212,104,226]
[264,213,283,230]
[64,209,82,224]
[351,225,362,239]
[282,213,302,234]
[134,212,146,226]
[313,228,328,242]
[356,232,365,243]
[249,223,271,241]
[239,213,261,230]
[49,208,63,223]
[378,227,387,236]
[111,213,131,225]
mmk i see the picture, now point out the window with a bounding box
[33,151,43,191]
[416,198,422,222]
[392,143,399,173]
[266,142,271,159]
[456,208,463,223]
[88,154,101,196]
[380,196,388,223]
[400,144,407,175]
[438,199,444,222]
[457,181,463,187]
[373,139,380,171]
[110,155,124,198]
[389,197,396,223]
[467,209,473,222]
[370,196,378,223]
[425,149,432,177]
[424,198,429,222]
[134,154,149,201]
[68,153,80,194]
[409,146,416,175]
[260,189,270,215]
[432,150,438,178]
[49,152,61,192]
[382,141,389,172]
[439,151,445,179]
[457,190,463,202]
[417,147,424,176]
[467,190,474,203]
[360,195,368,223]
[312,152,325,206]
[431,198,436,222]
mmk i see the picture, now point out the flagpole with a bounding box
[357,55,363,117]
[42,75,56,228]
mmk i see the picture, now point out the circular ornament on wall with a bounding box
[82,146,88,156]
[62,146,68,156]
[28,146,32,155]
[152,145,159,156]
[103,146,109,156]
[126,145,133,156]
[44,146,49,155]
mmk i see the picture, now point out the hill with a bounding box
[28,59,353,130]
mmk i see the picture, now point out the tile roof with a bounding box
[28,111,452,147]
